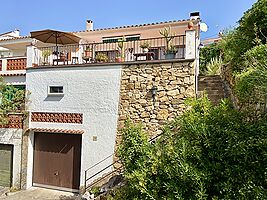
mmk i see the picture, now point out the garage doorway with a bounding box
[33,133,82,191]
[0,144,13,187]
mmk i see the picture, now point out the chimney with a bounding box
[86,20,93,31]
[190,12,200,20]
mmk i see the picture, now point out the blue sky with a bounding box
[1,0,256,39]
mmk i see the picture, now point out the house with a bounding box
[0,12,201,192]
[0,30,31,188]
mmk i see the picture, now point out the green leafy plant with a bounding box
[42,49,51,64]
[95,53,108,62]
[117,37,126,59]
[199,43,222,74]
[0,77,25,125]
[159,26,176,54]
[90,186,101,196]
[113,96,267,199]
[139,42,150,49]
[205,57,222,75]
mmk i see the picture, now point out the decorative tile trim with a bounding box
[0,73,26,76]
[0,114,23,129]
[31,112,83,124]
[7,58,27,70]
[28,128,84,134]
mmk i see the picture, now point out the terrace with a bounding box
[29,34,192,67]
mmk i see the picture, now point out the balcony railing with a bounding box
[33,35,186,67]
[0,56,27,72]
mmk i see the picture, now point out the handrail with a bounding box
[35,35,186,67]
[84,132,165,190]
[39,35,186,49]
[85,154,114,173]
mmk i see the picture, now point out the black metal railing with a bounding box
[34,35,186,66]
[84,132,165,191]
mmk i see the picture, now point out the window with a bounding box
[102,35,140,43]
[48,86,64,95]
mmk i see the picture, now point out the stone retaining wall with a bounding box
[117,60,196,142]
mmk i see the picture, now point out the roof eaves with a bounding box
[73,19,191,33]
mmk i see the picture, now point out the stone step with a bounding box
[198,76,222,81]
[198,80,224,85]
[198,75,228,105]
[198,85,224,91]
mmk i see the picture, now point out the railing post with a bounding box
[185,30,196,59]
[26,42,38,68]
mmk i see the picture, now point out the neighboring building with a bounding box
[0,31,30,188]
[201,35,222,46]
[0,12,201,192]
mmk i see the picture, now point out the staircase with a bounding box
[198,75,229,105]
[83,133,164,199]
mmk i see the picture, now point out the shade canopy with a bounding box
[30,29,80,45]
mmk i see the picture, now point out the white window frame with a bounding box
[47,85,64,96]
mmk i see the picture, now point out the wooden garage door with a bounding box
[33,133,81,190]
[0,144,13,187]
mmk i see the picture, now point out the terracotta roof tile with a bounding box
[73,19,191,33]
[0,36,31,42]
[28,128,84,134]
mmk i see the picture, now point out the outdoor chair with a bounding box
[53,52,68,65]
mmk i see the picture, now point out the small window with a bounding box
[48,86,64,95]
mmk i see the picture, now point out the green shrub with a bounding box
[114,97,267,199]
[235,44,267,106]
[199,43,222,74]
[205,57,222,75]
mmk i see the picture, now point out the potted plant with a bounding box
[84,46,93,57]
[165,43,177,59]
[42,49,51,65]
[159,26,177,59]
[140,42,150,53]
[95,53,108,63]
[115,53,124,62]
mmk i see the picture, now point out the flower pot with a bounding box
[165,53,176,60]
[84,50,92,57]
[115,57,124,62]
[142,48,149,53]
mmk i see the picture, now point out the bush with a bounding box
[235,44,267,106]
[114,97,267,199]
[199,43,222,74]
[205,57,222,75]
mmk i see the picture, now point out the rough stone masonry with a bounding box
[117,60,196,143]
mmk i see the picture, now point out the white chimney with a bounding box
[86,20,93,31]
[190,12,200,20]
[14,30,20,37]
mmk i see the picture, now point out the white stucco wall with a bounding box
[0,128,23,188]
[26,65,122,188]
[4,76,26,86]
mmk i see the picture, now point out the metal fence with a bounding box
[34,35,186,66]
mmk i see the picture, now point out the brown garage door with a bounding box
[0,144,13,187]
[33,133,81,190]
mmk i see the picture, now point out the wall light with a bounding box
[151,85,158,102]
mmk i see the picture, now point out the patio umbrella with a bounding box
[30,29,80,45]
[30,29,81,60]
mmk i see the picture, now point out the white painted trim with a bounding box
[26,131,34,189]
[185,30,196,59]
